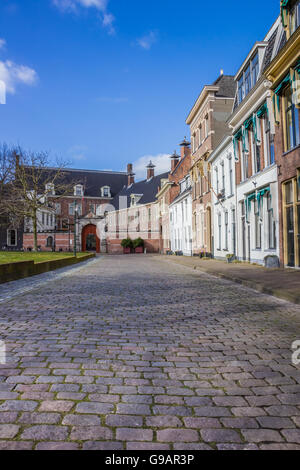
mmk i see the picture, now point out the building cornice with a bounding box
[186,86,219,125]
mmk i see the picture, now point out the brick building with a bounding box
[265,0,300,267]
[186,74,236,256]
[105,163,169,254]
[156,139,192,254]
[23,168,128,253]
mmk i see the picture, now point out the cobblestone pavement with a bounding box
[0,255,300,450]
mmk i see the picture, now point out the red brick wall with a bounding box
[23,233,74,252]
[274,106,300,266]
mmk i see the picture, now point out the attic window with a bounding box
[101,186,111,198]
[74,185,84,196]
[45,183,55,196]
[130,194,142,207]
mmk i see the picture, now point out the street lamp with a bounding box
[74,200,78,257]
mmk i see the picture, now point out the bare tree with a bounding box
[0,144,16,214]
[4,147,77,251]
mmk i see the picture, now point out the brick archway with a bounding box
[82,224,100,253]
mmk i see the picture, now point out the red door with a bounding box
[82,224,100,253]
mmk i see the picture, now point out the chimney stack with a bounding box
[127,163,135,186]
[179,137,191,159]
[146,161,155,180]
[170,150,180,172]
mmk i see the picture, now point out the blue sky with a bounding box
[0,0,279,179]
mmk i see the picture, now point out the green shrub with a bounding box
[121,238,133,248]
[133,238,144,249]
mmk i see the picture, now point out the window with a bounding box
[237,54,259,104]
[221,162,225,192]
[45,183,55,195]
[284,85,300,151]
[242,145,249,181]
[204,116,208,138]
[89,204,95,214]
[267,193,276,249]
[251,54,259,87]
[289,0,300,35]
[254,200,261,249]
[55,203,61,215]
[225,212,228,250]
[244,65,251,95]
[264,114,275,165]
[251,127,261,174]
[238,76,244,104]
[215,168,219,195]
[7,229,17,246]
[228,155,233,195]
[42,212,45,225]
[46,236,53,248]
[74,185,83,197]
[218,213,222,250]
[69,203,81,215]
[101,186,111,198]
[286,180,294,204]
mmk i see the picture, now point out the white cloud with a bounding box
[137,31,158,50]
[52,0,115,33]
[0,60,38,94]
[102,12,115,34]
[68,145,88,162]
[0,39,6,50]
[53,0,107,11]
[131,153,171,180]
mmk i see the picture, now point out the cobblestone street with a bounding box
[0,255,300,450]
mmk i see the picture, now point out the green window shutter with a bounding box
[257,102,268,118]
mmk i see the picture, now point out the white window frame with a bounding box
[74,185,84,197]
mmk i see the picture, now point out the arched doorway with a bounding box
[82,224,100,253]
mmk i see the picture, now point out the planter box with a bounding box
[123,247,131,254]
[135,247,144,254]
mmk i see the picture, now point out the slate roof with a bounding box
[262,28,279,71]
[24,167,128,198]
[111,172,169,210]
[213,75,236,98]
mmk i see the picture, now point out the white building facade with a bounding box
[209,136,237,260]
[169,175,193,256]
[229,19,280,266]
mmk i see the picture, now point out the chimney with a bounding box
[170,150,180,172]
[146,161,155,180]
[127,163,135,186]
[179,137,191,159]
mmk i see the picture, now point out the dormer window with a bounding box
[74,185,84,197]
[101,186,111,198]
[237,53,259,104]
[130,194,142,207]
[45,183,55,196]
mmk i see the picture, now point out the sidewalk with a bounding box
[160,255,300,304]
